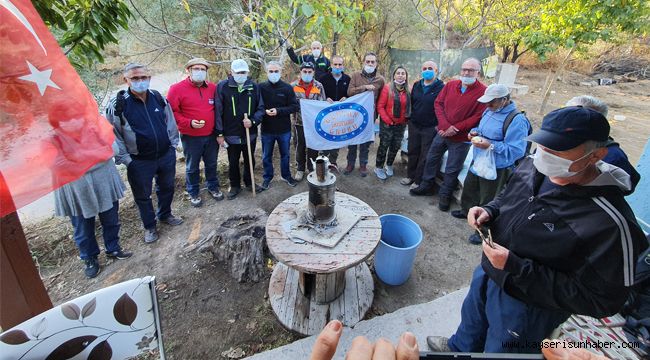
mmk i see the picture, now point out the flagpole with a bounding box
[0,172,53,329]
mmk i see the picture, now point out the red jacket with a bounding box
[377,84,408,125]
[167,77,216,136]
[434,79,487,142]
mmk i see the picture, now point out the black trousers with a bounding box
[460,168,512,213]
[227,141,257,188]
[407,123,436,183]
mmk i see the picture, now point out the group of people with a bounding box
[53,41,649,360]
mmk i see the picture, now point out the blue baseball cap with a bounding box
[527,106,610,151]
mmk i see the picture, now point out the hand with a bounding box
[483,240,509,270]
[216,136,225,146]
[471,136,491,149]
[444,126,458,137]
[191,119,205,129]
[243,118,252,128]
[468,131,478,140]
[266,108,278,116]
[467,206,490,229]
[340,97,347,101]
[309,320,419,360]
[437,129,446,137]
[541,339,610,360]
[327,98,334,104]
[365,85,375,91]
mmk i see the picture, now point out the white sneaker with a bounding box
[385,166,394,177]
[374,167,387,180]
[410,182,419,190]
[295,171,304,181]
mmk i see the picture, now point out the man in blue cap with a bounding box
[426,106,648,354]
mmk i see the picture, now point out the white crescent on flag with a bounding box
[0,0,47,55]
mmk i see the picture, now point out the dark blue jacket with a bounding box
[214,77,265,144]
[409,79,445,129]
[287,47,331,80]
[106,89,179,166]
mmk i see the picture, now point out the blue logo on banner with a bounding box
[314,103,369,142]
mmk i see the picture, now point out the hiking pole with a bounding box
[243,113,256,197]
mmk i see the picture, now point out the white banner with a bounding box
[300,91,375,151]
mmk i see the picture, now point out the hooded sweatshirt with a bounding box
[481,158,647,318]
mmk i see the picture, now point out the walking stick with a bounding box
[243,113,256,197]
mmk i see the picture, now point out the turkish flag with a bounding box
[0,0,115,218]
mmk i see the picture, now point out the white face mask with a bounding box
[364,65,376,74]
[190,69,207,82]
[312,49,321,58]
[533,147,592,178]
[460,76,476,85]
[268,72,281,83]
[233,74,248,84]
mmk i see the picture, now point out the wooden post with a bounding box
[0,174,52,329]
[243,113,256,197]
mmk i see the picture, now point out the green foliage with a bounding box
[521,0,650,59]
[33,0,131,67]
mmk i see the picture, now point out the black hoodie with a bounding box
[409,78,445,129]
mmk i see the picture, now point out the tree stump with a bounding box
[188,209,268,283]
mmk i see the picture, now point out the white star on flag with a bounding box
[19,61,61,95]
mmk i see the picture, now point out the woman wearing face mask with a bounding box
[375,66,411,180]
[453,84,531,244]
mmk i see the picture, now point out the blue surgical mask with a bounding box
[233,74,248,84]
[332,67,343,75]
[301,73,314,83]
[460,76,476,85]
[268,72,281,83]
[422,70,435,80]
[130,79,150,93]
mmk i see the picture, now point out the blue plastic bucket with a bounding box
[374,214,423,286]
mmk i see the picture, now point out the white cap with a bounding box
[478,83,510,103]
[231,59,249,73]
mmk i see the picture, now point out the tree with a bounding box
[33,0,131,67]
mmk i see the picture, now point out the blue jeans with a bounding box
[181,134,219,197]
[70,201,121,260]
[421,135,470,198]
[262,132,291,182]
[347,141,372,167]
[448,266,570,353]
[126,147,176,229]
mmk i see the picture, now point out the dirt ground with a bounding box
[24,68,650,359]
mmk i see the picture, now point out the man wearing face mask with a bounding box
[401,60,445,187]
[291,62,327,181]
[259,61,300,189]
[426,106,647,354]
[286,40,331,81]
[410,58,487,212]
[167,58,222,207]
[214,59,266,200]
[452,84,531,245]
[106,63,182,244]
[319,55,351,169]
[345,52,385,177]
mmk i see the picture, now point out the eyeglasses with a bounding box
[461,68,480,73]
[128,76,150,81]
[422,67,435,71]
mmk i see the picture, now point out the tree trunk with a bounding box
[501,45,512,63]
[538,45,575,114]
[332,32,339,56]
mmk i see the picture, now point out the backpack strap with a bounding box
[502,109,522,136]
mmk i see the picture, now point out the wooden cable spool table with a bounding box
[266,192,381,335]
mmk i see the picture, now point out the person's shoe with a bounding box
[227,187,241,200]
[438,196,451,212]
[246,184,265,193]
[328,164,340,174]
[294,171,305,181]
[161,215,183,226]
[189,195,202,207]
[426,336,451,352]
[374,167,387,180]
[84,257,100,279]
[343,164,354,175]
[451,210,466,219]
[282,177,298,187]
[400,177,414,186]
[410,184,435,196]
[106,249,133,260]
[410,182,419,190]
[468,233,482,245]
[384,166,394,177]
[359,165,368,177]
[261,180,271,190]
[144,228,159,243]
[208,189,224,201]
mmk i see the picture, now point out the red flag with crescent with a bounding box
[0,0,115,217]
